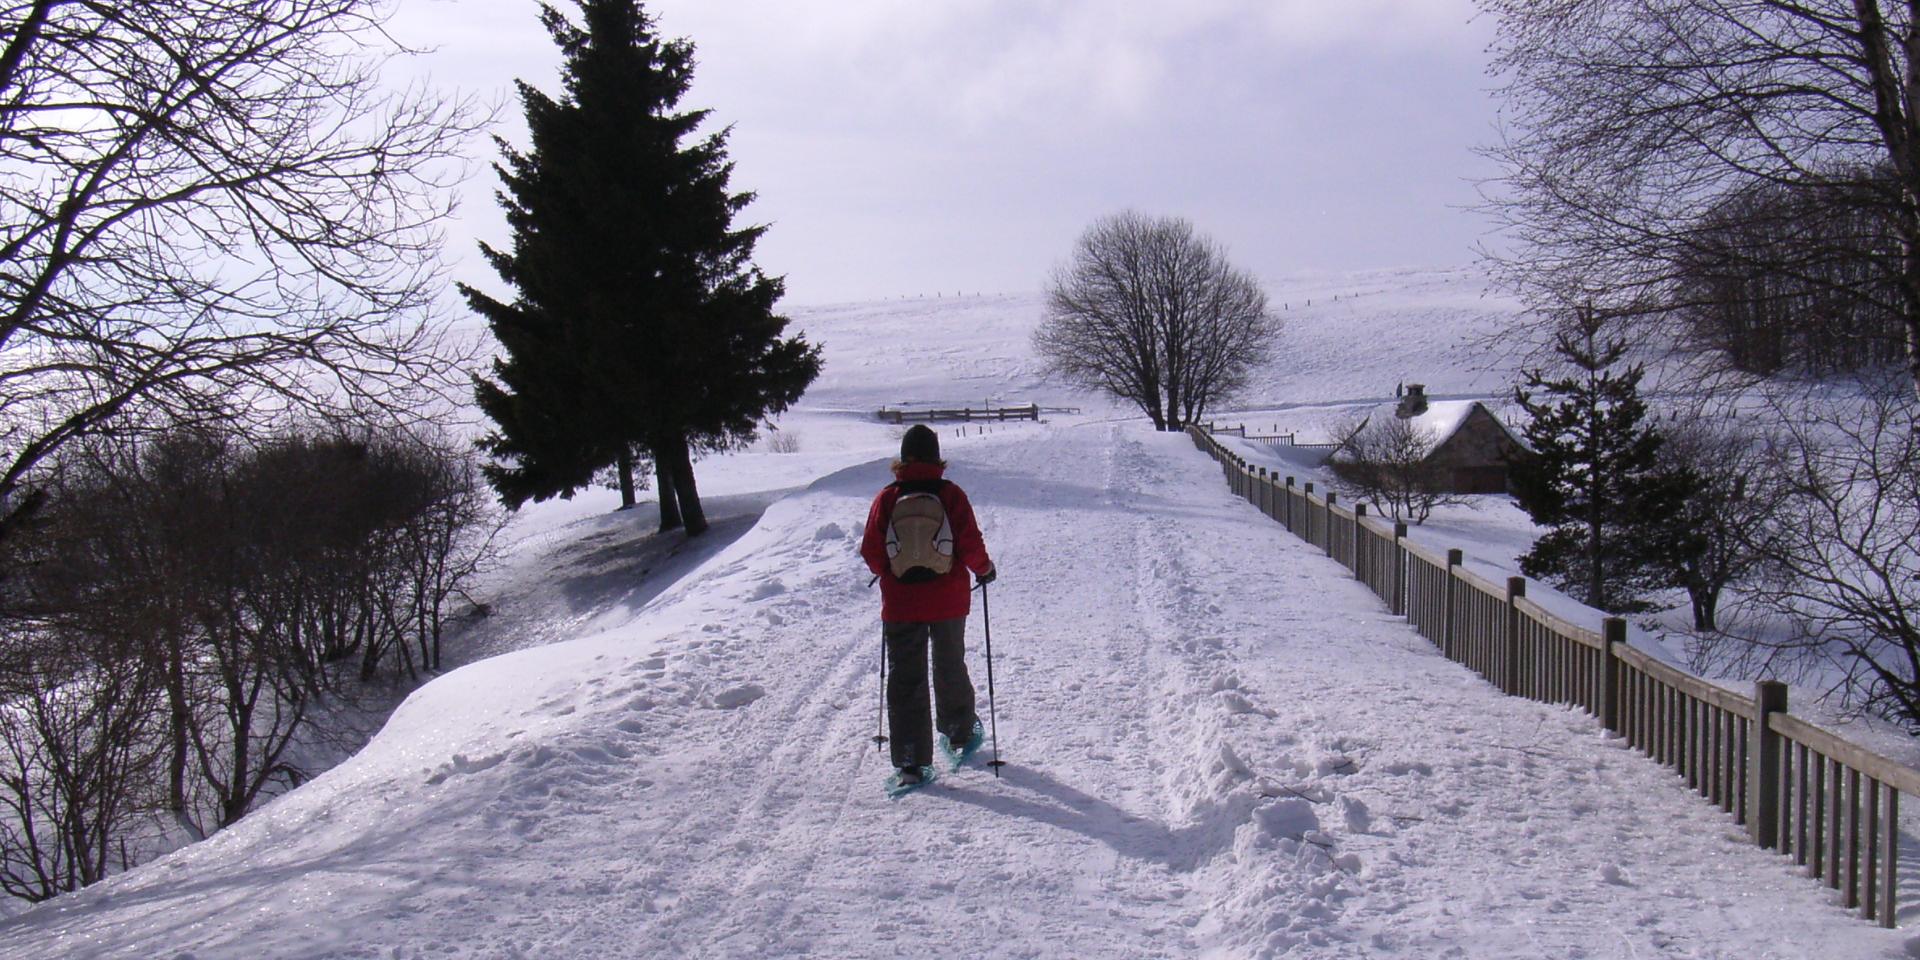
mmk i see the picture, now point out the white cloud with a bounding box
[641,0,1485,130]
[388,0,1498,302]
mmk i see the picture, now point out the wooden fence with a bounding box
[1190,425,1915,928]
[878,404,1041,424]
[1202,422,1341,452]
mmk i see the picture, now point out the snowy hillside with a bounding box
[4,268,1909,958]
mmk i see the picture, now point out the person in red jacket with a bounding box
[861,424,996,786]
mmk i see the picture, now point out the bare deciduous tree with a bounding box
[1676,174,1907,377]
[0,421,499,890]
[1745,386,1920,725]
[1034,212,1273,430]
[0,624,162,902]
[1478,0,1920,397]
[0,0,485,547]
[1327,414,1464,525]
[1655,419,1784,633]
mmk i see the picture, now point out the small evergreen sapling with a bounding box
[1508,309,1700,613]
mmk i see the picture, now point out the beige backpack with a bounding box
[886,488,954,583]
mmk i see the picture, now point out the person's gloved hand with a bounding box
[976,564,997,586]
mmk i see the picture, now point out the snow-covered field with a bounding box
[4,267,1913,958]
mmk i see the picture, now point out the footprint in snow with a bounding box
[1215,690,1271,717]
[424,751,508,785]
[711,683,766,709]
[1340,795,1373,833]
[1318,755,1360,776]
[1379,760,1433,776]
[1249,797,1321,848]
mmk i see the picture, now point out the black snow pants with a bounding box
[884,617,978,769]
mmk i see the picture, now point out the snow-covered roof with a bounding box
[1335,398,1525,459]
[1405,399,1483,446]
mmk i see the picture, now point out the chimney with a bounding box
[1396,383,1428,419]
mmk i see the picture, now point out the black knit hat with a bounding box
[900,424,940,463]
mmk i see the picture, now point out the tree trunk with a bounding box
[665,436,707,536]
[654,451,682,532]
[164,630,199,839]
[1691,583,1719,632]
[1849,1,1920,401]
[1588,513,1605,612]
[616,449,636,510]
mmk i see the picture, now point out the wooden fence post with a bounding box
[1880,789,1898,927]
[1751,680,1788,850]
[1256,467,1267,516]
[1354,503,1368,579]
[1392,521,1408,617]
[1323,491,1337,557]
[1303,482,1315,545]
[1601,617,1623,734]
[1443,548,1463,661]
[1505,576,1526,696]
[1284,477,1295,531]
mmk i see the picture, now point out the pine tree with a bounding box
[1509,308,1700,613]
[462,0,820,533]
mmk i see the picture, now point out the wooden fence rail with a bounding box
[1189,424,1914,928]
[1201,422,1342,452]
[877,404,1042,424]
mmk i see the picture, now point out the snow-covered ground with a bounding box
[4,267,1914,958]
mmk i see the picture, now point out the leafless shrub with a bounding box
[1327,414,1464,525]
[0,421,499,895]
[767,431,803,454]
[0,623,163,902]
[1736,386,1920,725]
[1654,418,1786,634]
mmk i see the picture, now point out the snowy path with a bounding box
[5,424,1905,959]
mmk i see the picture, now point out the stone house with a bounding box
[1368,384,1529,494]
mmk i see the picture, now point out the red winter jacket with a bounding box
[861,461,992,623]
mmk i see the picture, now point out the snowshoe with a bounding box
[885,765,936,799]
[940,719,985,771]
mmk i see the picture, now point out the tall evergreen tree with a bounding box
[462,0,820,533]
[1509,308,1699,613]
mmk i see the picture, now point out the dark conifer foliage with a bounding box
[463,0,821,532]
[1509,309,1699,613]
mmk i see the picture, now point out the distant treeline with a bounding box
[1679,171,1909,377]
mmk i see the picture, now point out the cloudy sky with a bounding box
[389,0,1501,305]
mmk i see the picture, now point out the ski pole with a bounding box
[873,636,888,750]
[981,581,1005,776]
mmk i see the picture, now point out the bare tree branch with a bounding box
[0,0,488,542]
